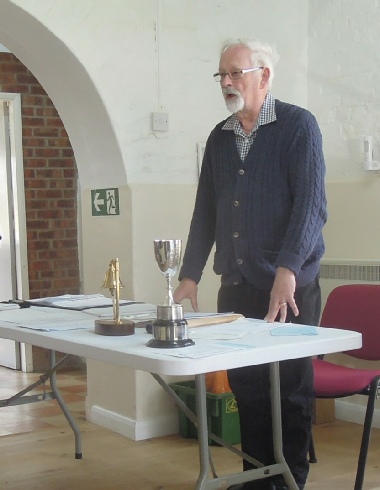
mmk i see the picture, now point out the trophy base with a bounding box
[146,338,195,349]
[146,317,194,348]
[94,319,135,336]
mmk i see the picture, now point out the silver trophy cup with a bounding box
[147,239,194,348]
[154,239,181,312]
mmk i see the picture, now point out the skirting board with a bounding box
[86,399,378,441]
[86,402,179,441]
[335,399,380,428]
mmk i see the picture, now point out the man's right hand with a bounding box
[173,278,199,312]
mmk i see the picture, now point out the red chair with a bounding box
[310,284,380,490]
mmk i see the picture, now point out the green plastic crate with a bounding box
[170,380,241,446]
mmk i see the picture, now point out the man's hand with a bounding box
[264,267,299,322]
[173,278,199,312]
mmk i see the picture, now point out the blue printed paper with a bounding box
[270,325,318,336]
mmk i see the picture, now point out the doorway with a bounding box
[0,93,30,370]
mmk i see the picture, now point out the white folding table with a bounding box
[0,312,361,489]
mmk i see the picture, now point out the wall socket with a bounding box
[152,112,168,131]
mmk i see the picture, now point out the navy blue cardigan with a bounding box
[179,99,327,290]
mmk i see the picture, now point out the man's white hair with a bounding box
[220,39,279,88]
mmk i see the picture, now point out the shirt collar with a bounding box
[222,92,276,132]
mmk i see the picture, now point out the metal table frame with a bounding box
[154,362,296,490]
[0,350,82,459]
[0,313,361,489]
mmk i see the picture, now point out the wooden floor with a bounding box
[0,368,379,489]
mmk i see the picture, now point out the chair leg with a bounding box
[354,380,379,490]
[309,430,317,464]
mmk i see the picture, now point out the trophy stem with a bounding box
[165,276,175,306]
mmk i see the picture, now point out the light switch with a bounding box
[152,112,169,131]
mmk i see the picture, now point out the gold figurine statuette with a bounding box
[94,258,135,336]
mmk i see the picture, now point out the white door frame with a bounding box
[0,92,32,371]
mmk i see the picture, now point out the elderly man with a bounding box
[174,39,327,490]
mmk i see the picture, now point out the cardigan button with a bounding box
[237,258,243,265]
[233,232,239,238]
[233,200,239,207]
[238,169,245,175]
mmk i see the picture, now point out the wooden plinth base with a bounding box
[94,319,135,336]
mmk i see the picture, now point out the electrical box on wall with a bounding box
[363,136,380,171]
[152,112,168,131]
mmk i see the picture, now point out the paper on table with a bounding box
[241,318,319,335]
[184,311,236,319]
[188,318,318,336]
[185,317,273,335]
[0,303,20,311]
[238,318,274,332]
[153,340,257,358]
[18,319,95,331]
[27,294,137,310]
[0,307,95,331]
[189,327,249,340]
[83,303,157,319]
[184,317,269,332]
[270,325,318,336]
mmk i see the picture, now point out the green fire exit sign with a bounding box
[91,188,120,216]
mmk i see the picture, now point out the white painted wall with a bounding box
[309,0,380,183]
[7,0,308,186]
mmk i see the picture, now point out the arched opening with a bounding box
[0,1,128,371]
[0,1,126,189]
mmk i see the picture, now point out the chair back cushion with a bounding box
[320,284,380,360]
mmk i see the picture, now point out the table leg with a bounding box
[194,373,210,490]
[0,349,82,459]
[49,350,82,459]
[270,361,298,490]
[153,366,298,489]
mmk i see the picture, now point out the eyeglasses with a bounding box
[213,67,264,83]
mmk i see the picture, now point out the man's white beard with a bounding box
[223,87,244,113]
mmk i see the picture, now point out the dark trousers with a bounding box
[217,277,321,488]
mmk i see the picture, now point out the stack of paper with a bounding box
[0,303,20,311]
[28,294,136,310]
[0,307,94,331]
